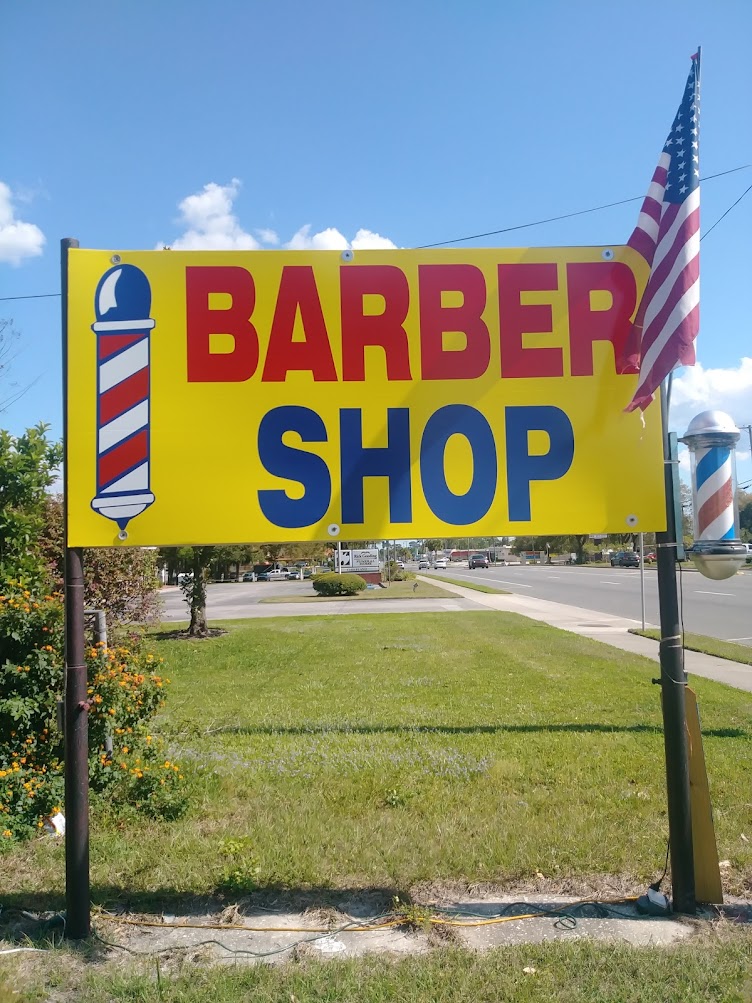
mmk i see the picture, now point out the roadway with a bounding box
[160,563,751,646]
[159,580,477,622]
[421,562,752,645]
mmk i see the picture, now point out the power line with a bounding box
[416,194,647,248]
[0,292,61,302]
[701,182,752,242]
[1,163,750,304]
[417,164,752,248]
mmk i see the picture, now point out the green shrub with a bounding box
[0,585,186,844]
[385,561,413,582]
[312,572,367,597]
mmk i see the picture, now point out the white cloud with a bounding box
[0,181,45,265]
[285,225,350,250]
[162,180,398,255]
[669,358,752,434]
[285,224,397,251]
[351,228,398,250]
[255,228,279,246]
[162,179,261,251]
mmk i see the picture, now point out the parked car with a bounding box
[433,558,448,569]
[257,568,293,582]
[241,571,255,582]
[418,559,430,570]
[643,552,657,563]
[469,554,489,569]
[610,550,639,568]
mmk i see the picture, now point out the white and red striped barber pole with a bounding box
[681,410,747,581]
[694,445,734,541]
[90,264,156,537]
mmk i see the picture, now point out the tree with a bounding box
[423,539,443,553]
[0,319,35,413]
[680,482,693,543]
[212,544,256,581]
[283,541,330,565]
[0,424,63,582]
[608,532,637,549]
[511,535,571,557]
[571,534,589,564]
[41,497,161,636]
[260,543,285,565]
[738,489,752,542]
[180,546,214,637]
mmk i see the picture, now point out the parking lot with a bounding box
[161,579,316,621]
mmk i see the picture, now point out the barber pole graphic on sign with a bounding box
[90,264,156,535]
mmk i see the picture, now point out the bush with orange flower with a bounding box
[0,585,186,845]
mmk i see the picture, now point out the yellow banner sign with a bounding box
[65,246,665,547]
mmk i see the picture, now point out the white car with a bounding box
[433,558,447,569]
[259,568,294,581]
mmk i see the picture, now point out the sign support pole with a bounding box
[639,531,646,631]
[62,237,91,939]
[656,381,695,914]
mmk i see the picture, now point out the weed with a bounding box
[383,788,412,808]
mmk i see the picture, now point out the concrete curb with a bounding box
[89,893,700,965]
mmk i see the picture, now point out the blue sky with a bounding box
[2,0,751,478]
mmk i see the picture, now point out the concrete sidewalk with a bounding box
[419,577,752,694]
[81,892,698,964]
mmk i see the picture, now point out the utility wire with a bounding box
[417,164,752,248]
[701,181,752,242]
[1,163,750,303]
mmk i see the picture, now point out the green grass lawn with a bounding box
[420,573,510,594]
[260,579,454,602]
[4,935,751,1003]
[3,612,752,910]
[630,628,752,666]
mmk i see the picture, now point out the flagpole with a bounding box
[656,380,695,914]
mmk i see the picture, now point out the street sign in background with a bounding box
[336,549,380,572]
[65,246,665,547]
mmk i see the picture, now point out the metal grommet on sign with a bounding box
[601,248,614,260]
[327,523,341,537]
[341,250,354,263]
[626,514,638,528]
[118,529,128,541]
[110,254,122,264]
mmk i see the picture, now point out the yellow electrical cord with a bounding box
[95,913,401,934]
[95,896,639,934]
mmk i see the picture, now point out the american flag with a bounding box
[620,53,701,412]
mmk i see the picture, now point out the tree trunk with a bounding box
[187,546,212,637]
[189,600,207,637]
[575,535,588,564]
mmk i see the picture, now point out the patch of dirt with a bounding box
[302,905,347,927]
[153,628,228,641]
[409,874,647,905]
[428,922,463,946]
